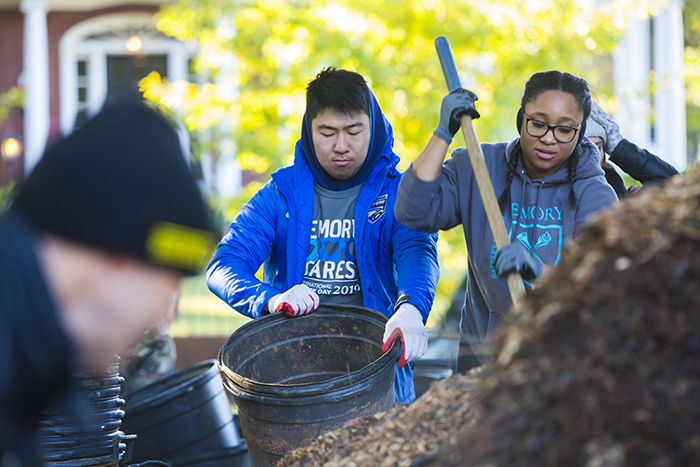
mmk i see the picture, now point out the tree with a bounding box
[154,0,624,171]
[151,0,659,323]
[0,87,23,209]
[684,0,700,163]
[0,87,23,128]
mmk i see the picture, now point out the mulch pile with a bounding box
[277,168,700,467]
[433,170,700,466]
[276,370,481,467]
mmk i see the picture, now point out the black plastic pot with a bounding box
[169,443,250,467]
[218,305,400,467]
[121,360,241,463]
[39,357,136,467]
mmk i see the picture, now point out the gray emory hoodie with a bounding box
[395,137,617,361]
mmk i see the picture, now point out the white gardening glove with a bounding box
[382,302,428,368]
[268,284,320,317]
[590,100,623,154]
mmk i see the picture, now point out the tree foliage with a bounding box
[0,87,24,128]
[151,0,665,320]
[684,0,700,161]
[154,0,626,172]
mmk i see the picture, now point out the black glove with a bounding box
[494,242,542,282]
[434,88,480,144]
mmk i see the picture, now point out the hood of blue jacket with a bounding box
[294,88,398,191]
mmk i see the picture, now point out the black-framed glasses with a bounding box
[525,117,581,144]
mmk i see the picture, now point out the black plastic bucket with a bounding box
[39,357,136,467]
[169,443,250,467]
[121,360,241,463]
[218,305,400,467]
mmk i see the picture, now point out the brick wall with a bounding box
[0,11,23,93]
[0,5,160,182]
[0,11,24,187]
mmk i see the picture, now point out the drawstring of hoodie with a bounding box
[509,171,527,244]
[512,169,544,261]
[531,180,544,257]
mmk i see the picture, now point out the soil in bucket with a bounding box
[218,304,400,467]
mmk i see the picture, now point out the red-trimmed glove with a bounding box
[269,284,320,317]
[381,302,428,368]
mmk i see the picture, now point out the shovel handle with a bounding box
[459,116,525,304]
[434,36,525,305]
[435,36,462,92]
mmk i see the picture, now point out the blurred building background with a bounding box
[0,0,242,196]
[0,0,692,354]
[0,0,691,191]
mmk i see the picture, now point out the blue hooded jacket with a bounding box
[207,90,439,403]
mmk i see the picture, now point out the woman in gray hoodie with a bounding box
[395,71,618,363]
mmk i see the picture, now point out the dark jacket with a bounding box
[604,139,680,198]
[395,137,617,362]
[0,215,76,467]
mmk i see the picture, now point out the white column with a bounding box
[20,0,51,176]
[214,51,241,197]
[652,0,687,170]
[167,44,188,82]
[88,47,107,117]
[199,149,215,196]
[613,16,652,150]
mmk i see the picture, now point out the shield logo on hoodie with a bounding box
[368,194,388,223]
[513,225,563,267]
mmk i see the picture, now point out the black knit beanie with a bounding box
[12,103,216,275]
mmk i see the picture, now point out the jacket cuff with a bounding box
[396,293,430,323]
[250,286,280,318]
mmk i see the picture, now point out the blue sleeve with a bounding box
[206,181,282,319]
[609,139,680,187]
[390,216,439,322]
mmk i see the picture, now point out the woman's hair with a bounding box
[499,71,591,211]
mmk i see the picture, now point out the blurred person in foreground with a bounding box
[0,103,215,466]
[585,100,680,198]
[206,68,439,404]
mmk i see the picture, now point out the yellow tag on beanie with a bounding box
[146,222,216,272]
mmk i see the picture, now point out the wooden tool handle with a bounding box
[459,115,525,304]
[434,35,525,305]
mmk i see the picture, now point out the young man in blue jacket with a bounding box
[207,67,439,403]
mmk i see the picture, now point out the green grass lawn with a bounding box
[171,274,252,337]
[172,272,455,337]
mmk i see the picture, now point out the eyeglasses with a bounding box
[525,117,581,144]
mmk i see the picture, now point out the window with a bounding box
[75,59,89,128]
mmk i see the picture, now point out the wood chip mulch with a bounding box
[278,168,700,467]
[432,170,700,466]
[276,370,481,467]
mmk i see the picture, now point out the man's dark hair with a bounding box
[306,67,371,120]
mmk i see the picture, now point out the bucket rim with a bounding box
[217,305,400,397]
[122,360,220,413]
